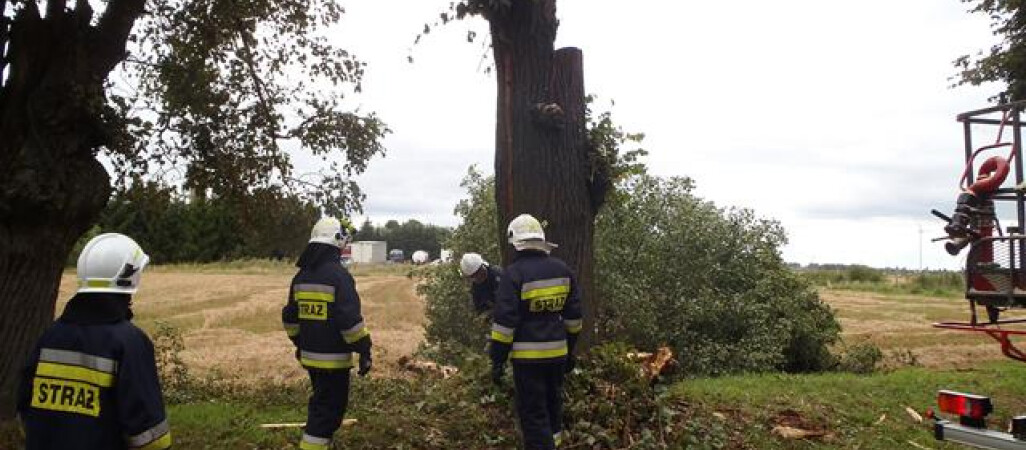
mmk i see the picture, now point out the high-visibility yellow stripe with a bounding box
[565,323,583,334]
[490,330,514,344]
[135,432,172,450]
[300,358,354,369]
[521,285,570,300]
[84,279,113,288]
[283,323,300,337]
[343,327,369,343]
[298,300,328,320]
[299,441,329,450]
[36,362,114,387]
[295,291,334,302]
[511,347,568,359]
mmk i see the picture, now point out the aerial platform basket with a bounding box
[932,100,1026,363]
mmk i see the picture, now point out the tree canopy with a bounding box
[956,0,1026,100]
[107,0,387,213]
[0,0,388,416]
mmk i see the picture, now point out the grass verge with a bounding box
[672,360,1026,449]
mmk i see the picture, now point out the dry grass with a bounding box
[57,264,424,385]
[822,289,1026,368]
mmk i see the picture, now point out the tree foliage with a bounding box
[107,0,389,214]
[594,174,840,374]
[955,0,1026,100]
[419,166,499,359]
[78,181,318,263]
[422,168,841,375]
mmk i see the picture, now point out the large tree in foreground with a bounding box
[0,0,385,417]
[448,0,618,349]
[956,0,1026,100]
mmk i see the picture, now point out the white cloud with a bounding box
[302,0,1008,269]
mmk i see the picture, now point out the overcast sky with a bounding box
[315,0,1008,270]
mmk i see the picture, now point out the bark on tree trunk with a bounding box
[490,0,603,350]
[0,1,142,418]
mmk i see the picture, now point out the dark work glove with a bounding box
[294,348,301,361]
[491,363,505,385]
[358,353,372,377]
[564,356,576,374]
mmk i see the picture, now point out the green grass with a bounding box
[161,369,516,450]
[672,360,1026,449]
[7,360,1026,449]
[800,268,964,299]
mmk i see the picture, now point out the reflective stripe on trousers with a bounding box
[300,351,353,369]
[511,340,567,360]
[300,433,330,450]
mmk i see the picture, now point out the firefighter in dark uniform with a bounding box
[18,233,172,450]
[490,214,583,450]
[282,217,372,450]
[460,252,503,317]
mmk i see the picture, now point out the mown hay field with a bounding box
[822,289,1015,367]
[57,262,425,384]
[55,263,1017,383]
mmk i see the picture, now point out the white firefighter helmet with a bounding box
[460,253,487,277]
[309,217,353,248]
[76,233,151,295]
[507,213,558,253]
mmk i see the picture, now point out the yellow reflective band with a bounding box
[31,377,101,417]
[343,327,369,344]
[528,296,566,312]
[300,358,354,369]
[83,279,113,288]
[511,347,568,359]
[566,324,582,334]
[295,291,334,302]
[36,362,114,387]
[490,330,514,344]
[135,432,172,450]
[284,323,300,337]
[300,441,329,450]
[298,300,328,321]
[521,285,570,300]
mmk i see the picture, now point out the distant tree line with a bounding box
[70,182,319,265]
[355,219,452,260]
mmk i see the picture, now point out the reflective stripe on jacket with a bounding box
[491,251,583,363]
[18,320,172,450]
[282,257,371,371]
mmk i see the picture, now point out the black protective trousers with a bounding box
[306,369,352,441]
[512,362,565,450]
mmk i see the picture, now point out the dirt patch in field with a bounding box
[57,268,426,383]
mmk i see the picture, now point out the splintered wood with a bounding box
[398,355,459,379]
[627,346,675,381]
